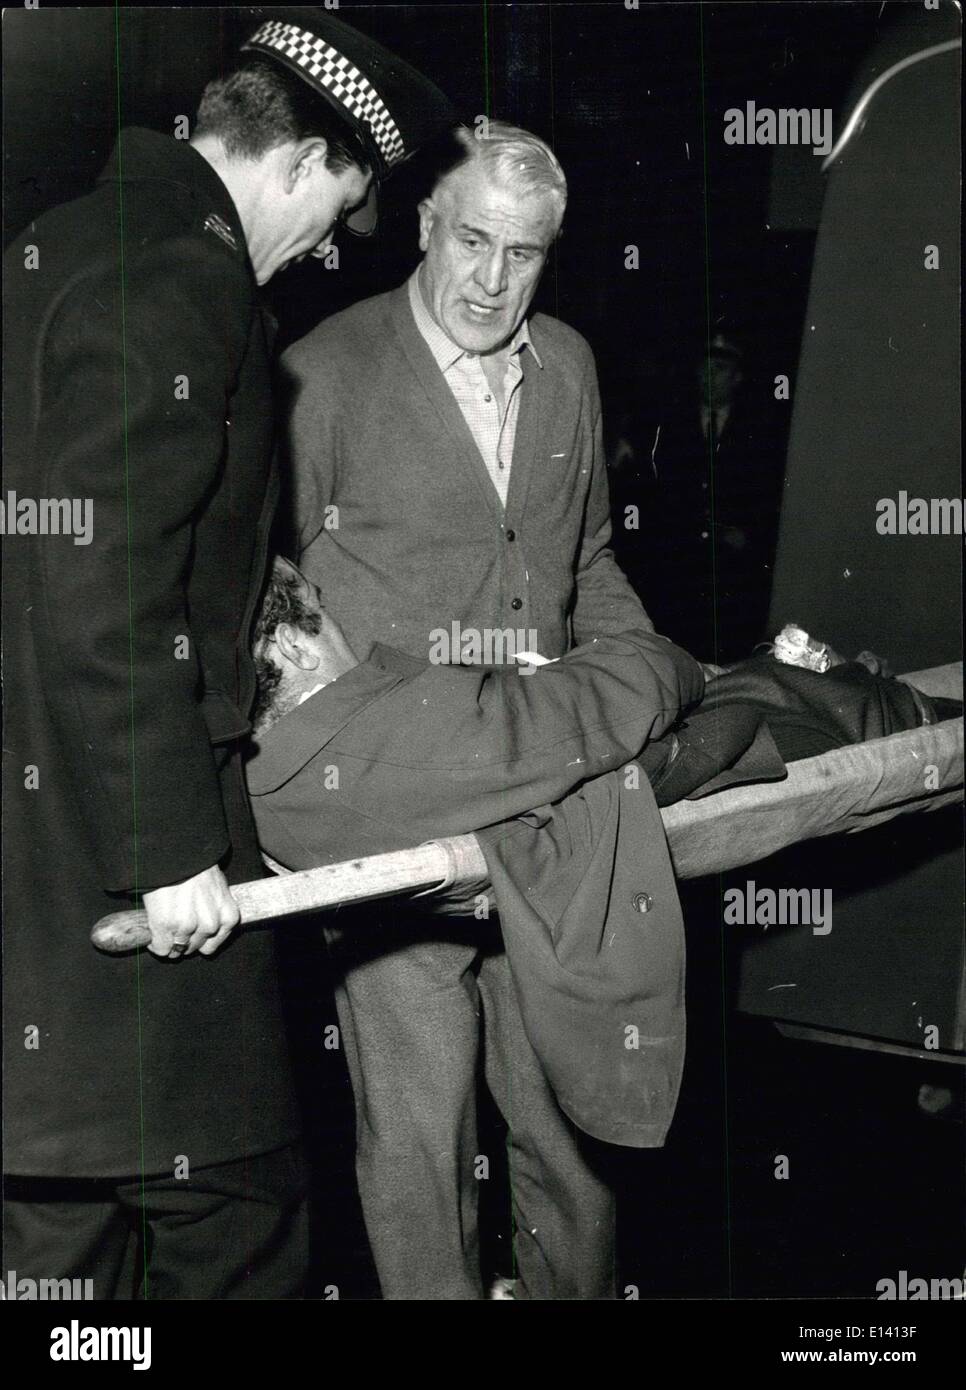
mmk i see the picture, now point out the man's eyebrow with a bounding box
[454,221,544,252]
[454,221,491,240]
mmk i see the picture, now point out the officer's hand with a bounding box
[142,865,240,960]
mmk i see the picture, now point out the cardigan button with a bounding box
[506,529,516,542]
[632,892,653,914]
[510,597,523,611]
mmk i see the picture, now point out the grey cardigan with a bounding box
[278,282,652,661]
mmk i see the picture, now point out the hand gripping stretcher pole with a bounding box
[91,835,490,954]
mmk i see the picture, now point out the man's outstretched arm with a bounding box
[249,626,704,867]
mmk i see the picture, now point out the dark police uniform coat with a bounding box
[2,128,299,1177]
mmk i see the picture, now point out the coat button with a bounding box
[506,529,516,542]
[511,597,523,610]
[632,892,653,914]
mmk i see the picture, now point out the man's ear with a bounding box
[284,138,329,194]
[274,622,322,671]
[417,198,435,253]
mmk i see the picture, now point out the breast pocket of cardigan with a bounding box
[533,443,591,532]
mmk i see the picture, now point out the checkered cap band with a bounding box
[243,19,406,168]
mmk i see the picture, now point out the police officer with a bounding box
[2,10,454,1298]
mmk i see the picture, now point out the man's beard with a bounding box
[251,657,305,736]
[253,682,307,736]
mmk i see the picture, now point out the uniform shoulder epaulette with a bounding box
[203,212,238,251]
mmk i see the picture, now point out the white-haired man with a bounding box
[281,123,655,1299]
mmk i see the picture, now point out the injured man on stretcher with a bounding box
[244,556,960,1152]
[247,555,957,881]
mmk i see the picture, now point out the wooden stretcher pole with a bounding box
[90,834,489,955]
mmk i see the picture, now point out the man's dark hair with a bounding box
[195,58,370,171]
[252,560,323,726]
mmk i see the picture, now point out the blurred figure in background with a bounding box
[609,333,785,663]
[603,350,665,608]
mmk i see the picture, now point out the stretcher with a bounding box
[662,662,963,880]
[92,663,963,954]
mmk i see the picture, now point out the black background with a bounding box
[3,1,963,1306]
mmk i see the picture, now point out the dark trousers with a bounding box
[2,1142,308,1300]
[325,913,617,1301]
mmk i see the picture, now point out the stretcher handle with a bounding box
[90,834,488,955]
